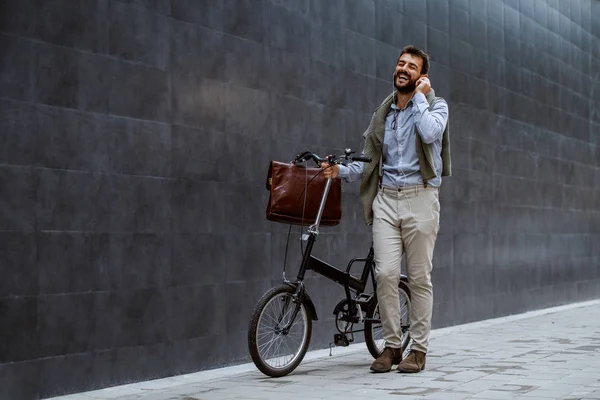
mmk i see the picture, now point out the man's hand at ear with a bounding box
[415,76,431,95]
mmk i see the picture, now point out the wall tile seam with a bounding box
[24,230,175,235]
[107,2,172,70]
[454,139,599,170]
[486,16,506,32]
[174,229,271,236]
[340,26,378,45]
[473,168,540,181]
[546,4,584,19]
[205,79,385,111]
[0,96,173,129]
[483,86,593,120]
[166,28,395,83]
[5,165,176,181]
[171,177,267,189]
[0,229,37,234]
[481,201,595,212]
[0,28,110,57]
[224,279,272,286]
[266,0,312,16]
[538,20,597,39]
[469,13,490,26]
[168,12,344,55]
[111,0,172,18]
[516,14,554,35]
[166,12,226,33]
[0,293,39,301]
[26,229,177,236]
[555,13,596,29]
[10,341,178,359]
[427,25,449,41]
[0,344,210,365]
[312,51,381,81]
[561,181,600,190]
[456,70,594,102]
[11,166,172,182]
[0,31,171,72]
[168,123,227,136]
[168,15,239,44]
[449,42,595,70]
[488,232,597,237]
[178,25,263,48]
[490,173,577,189]
[16,282,231,298]
[469,134,591,157]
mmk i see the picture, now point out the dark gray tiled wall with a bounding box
[1,0,599,398]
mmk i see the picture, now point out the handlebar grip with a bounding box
[351,156,372,163]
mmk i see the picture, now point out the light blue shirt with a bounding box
[338,92,448,187]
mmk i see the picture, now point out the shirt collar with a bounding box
[391,92,417,110]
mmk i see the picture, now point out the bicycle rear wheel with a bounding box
[364,281,411,359]
[248,284,312,377]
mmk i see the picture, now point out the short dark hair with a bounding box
[398,45,430,75]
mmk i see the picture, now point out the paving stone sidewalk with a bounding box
[52,300,600,400]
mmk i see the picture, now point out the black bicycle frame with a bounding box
[283,176,378,330]
[282,176,333,330]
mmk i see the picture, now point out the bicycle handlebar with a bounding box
[293,149,372,166]
[294,151,325,164]
[290,148,371,232]
[349,155,372,163]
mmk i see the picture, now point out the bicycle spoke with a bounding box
[261,333,280,359]
[263,308,284,327]
[272,337,286,361]
[257,331,275,341]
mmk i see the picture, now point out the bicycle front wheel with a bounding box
[364,281,411,359]
[248,284,312,377]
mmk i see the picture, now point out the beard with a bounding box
[394,72,418,94]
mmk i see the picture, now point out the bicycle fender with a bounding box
[302,290,319,321]
[284,282,319,321]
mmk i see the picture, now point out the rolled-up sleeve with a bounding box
[338,161,364,183]
[412,92,448,144]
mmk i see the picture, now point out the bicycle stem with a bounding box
[297,175,332,279]
[308,176,332,235]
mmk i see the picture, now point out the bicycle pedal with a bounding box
[333,333,350,347]
[355,294,373,305]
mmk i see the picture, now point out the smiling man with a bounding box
[321,45,451,373]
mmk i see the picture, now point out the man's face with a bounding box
[394,53,423,94]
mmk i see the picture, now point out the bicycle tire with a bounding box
[364,281,411,359]
[248,284,312,377]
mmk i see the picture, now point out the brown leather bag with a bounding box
[265,161,342,226]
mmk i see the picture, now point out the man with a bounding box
[321,45,450,373]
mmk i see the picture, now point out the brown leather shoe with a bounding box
[370,347,403,373]
[396,350,426,373]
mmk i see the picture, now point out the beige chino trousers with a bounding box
[372,185,440,353]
